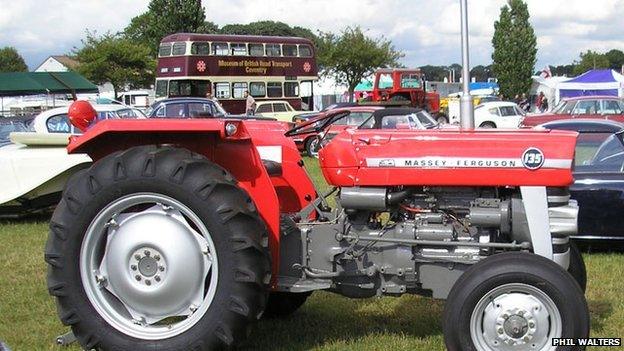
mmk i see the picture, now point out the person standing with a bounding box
[245,90,256,116]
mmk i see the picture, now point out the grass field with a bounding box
[0,157,623,350]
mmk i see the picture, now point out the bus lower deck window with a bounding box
[155,80,168,98]
[284,82,299,97]
[250,82,266,97]
[212,42,229,56]
[267,82,283,97]
[232,82,248,98]
[214,82,230,99]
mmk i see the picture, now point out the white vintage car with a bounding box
[474,101,526,128]
[0,104,144,216]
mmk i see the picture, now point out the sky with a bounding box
[0,0,623,72]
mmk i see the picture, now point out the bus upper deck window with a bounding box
[249,43,264,56]
[283,45,298,57]
[212,42,229,56]
[299,45,312,57]
[159,43,172,57]
[191,42,210,55]
[172,42,186,55]
[266,44,281,57]
[231,43,247,56]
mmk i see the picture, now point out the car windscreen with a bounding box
[576,133,624,172]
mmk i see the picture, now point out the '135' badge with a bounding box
[522,148,545,170]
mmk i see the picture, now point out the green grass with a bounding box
[0,158,623,350]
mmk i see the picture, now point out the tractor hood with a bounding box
[319,128,578,187]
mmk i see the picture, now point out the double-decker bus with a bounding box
[156,33,318,114]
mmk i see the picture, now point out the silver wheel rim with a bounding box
[470,283,562,351]
[80,193,218,340]
[309,138,320,158]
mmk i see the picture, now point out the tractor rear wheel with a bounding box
[45,145,271,350]
[264,291,312,317]
[443,252,589,351]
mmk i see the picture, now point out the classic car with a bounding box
[473,101,525,128]
[291,107,440,157]
[291,102,359,123]
[289,106,383,156]
[539,119,624,242]
[147,97,226,118]
[521,96,624,127]
[0,103,143,216]
[254,100,299,122]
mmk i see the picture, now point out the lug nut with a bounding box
[131,265,137,271]
[529,322,535,328]
[155,276,161,282]
[144,250,151,256]
[145,280,151,286]
[159,266,165,271]
[134,254,141,260]
[498,328,504,334]
[154,254,160,261]
[135,275,141,281]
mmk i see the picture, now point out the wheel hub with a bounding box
[471,283,562,351]
[503,314,529,339]
[81,193,219,340]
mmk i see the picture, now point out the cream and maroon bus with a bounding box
[156,33,318,114]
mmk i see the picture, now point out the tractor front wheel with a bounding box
[443,252,589,351]
[45,145,271,350]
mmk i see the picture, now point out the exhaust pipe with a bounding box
[459,0,475,130]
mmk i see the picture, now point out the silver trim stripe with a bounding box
[365,157,572,169]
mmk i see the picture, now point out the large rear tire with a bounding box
[45,145,271,350]
[443,252,589,351]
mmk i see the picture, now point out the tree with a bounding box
[491,0,537,98]
[470,65,493,82]
[605,49,624,71]
[124,0,206,54]
[551,64,575,77]
[319,26,403,101]
[219,21,319,49]
[0,46,28,72]
[573,50,610,75]
[74,32,156,98]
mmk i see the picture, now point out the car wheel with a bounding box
[436,115,449,124]
[479,122,496,128]
[305,136,321,158]
[443,252,589,351]
[45,145,271,350]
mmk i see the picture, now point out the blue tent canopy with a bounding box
[557,69,624,99]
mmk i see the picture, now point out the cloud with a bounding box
[0,0,622,71]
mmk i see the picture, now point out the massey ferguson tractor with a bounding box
[45,101,589,351]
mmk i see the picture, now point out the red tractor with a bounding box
[366,68,443,122]
[46,101,589,350]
